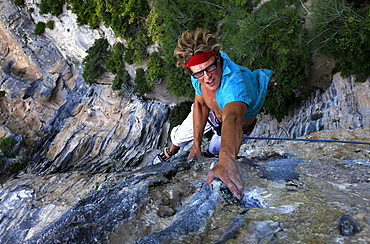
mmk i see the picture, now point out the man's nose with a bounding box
[203,70,212,79]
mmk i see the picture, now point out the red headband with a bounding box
[185,50,218,68]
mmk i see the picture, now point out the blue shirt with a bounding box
[191,51,272,118]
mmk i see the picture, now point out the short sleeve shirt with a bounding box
[191,51,272,118]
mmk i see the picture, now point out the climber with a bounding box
[155,28,272,199]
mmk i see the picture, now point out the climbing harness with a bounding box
[245,136,370,145]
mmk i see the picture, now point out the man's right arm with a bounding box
[188,94,209,159]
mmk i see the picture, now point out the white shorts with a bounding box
[170,105,222,155]
[170,105,255,155]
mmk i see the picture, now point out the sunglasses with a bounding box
[191,58,218,79]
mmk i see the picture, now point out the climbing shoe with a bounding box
[157,147,175,163]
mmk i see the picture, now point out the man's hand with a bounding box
[188,146,202,160]
[204,101,247,199]
[205,160,244,199]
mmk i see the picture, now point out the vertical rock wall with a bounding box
[252,74,370,143]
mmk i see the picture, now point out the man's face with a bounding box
[190,56,222,92]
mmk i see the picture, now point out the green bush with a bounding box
[46,20,55,30]
[133,68,152,96]
[0,137,18,158]
[106,42,126,74]
[146,52,165,85]
[68,0,99,28]
[124,47,135,65]
[168,101,193,127]
[33,22,46,35]
[14,0,24,6]
[8,161,27,173]
[39,0,65,16]
[82,38,110,84]
[309,0,370,81]
[112,70,131,91]
[125,29,150,65]
[69,0,150,63]
[165,67,194,99]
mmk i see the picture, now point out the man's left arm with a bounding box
[205,101,247,199]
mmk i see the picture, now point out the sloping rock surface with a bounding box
[0,0,370,243]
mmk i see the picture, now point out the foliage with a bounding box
[8,161,27,173]
[39,0,65,16]
[165,67,195,99]
[0,137,18,158]
[133,68,152,96]
[68,0,150,64]
[82,38,110,84]
[309,0,370,81]
[125,29,150,65]
[220,0,310,121]
[68,0,99,29]
[168,101,193,127]
[146,52,165,85]
[14,0,24,6]
[46,20,55,30]
[112,70,131,91]
[106,42,126,74]
[146,8,161,43]
[33,22,46,35]
[123,47,135,65]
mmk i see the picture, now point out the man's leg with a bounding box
[207,133,221,156]
[158,105,213,161]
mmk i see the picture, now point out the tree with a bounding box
[106,42,126,74]
[146,52,165,85]
[82,38,110,84]
[133,68,152,96]
[33,22,46,35]
[112,70,131,92]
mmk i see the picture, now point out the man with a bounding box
[156,28,272,199]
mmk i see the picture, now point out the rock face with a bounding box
[0,0,370,243]
[252,74,370,143]
[2,132,370,243]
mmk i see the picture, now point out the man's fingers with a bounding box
[206,166,244,200]
[224,177,243,200]
[205,171,216,187]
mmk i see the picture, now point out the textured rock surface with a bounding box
[0,0,370,243]
[252,74,370,143]
[1,131,370,243]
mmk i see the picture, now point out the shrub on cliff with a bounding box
[69,0,150,64]
[146,52,165,85]
[168,101,193,127]
[39,0,64,16]
[112,70,131,91]
[106,42,126,75]
[33,22,46,35]
[0,137,18,158]
[133,68,152,96]
[14,0,24,6]
[46,20,55,30]
[309,0,370,81]
[82,38,110,84]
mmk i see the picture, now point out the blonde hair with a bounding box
[174,28,222,74]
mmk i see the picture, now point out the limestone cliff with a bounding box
[0,0,370,243]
